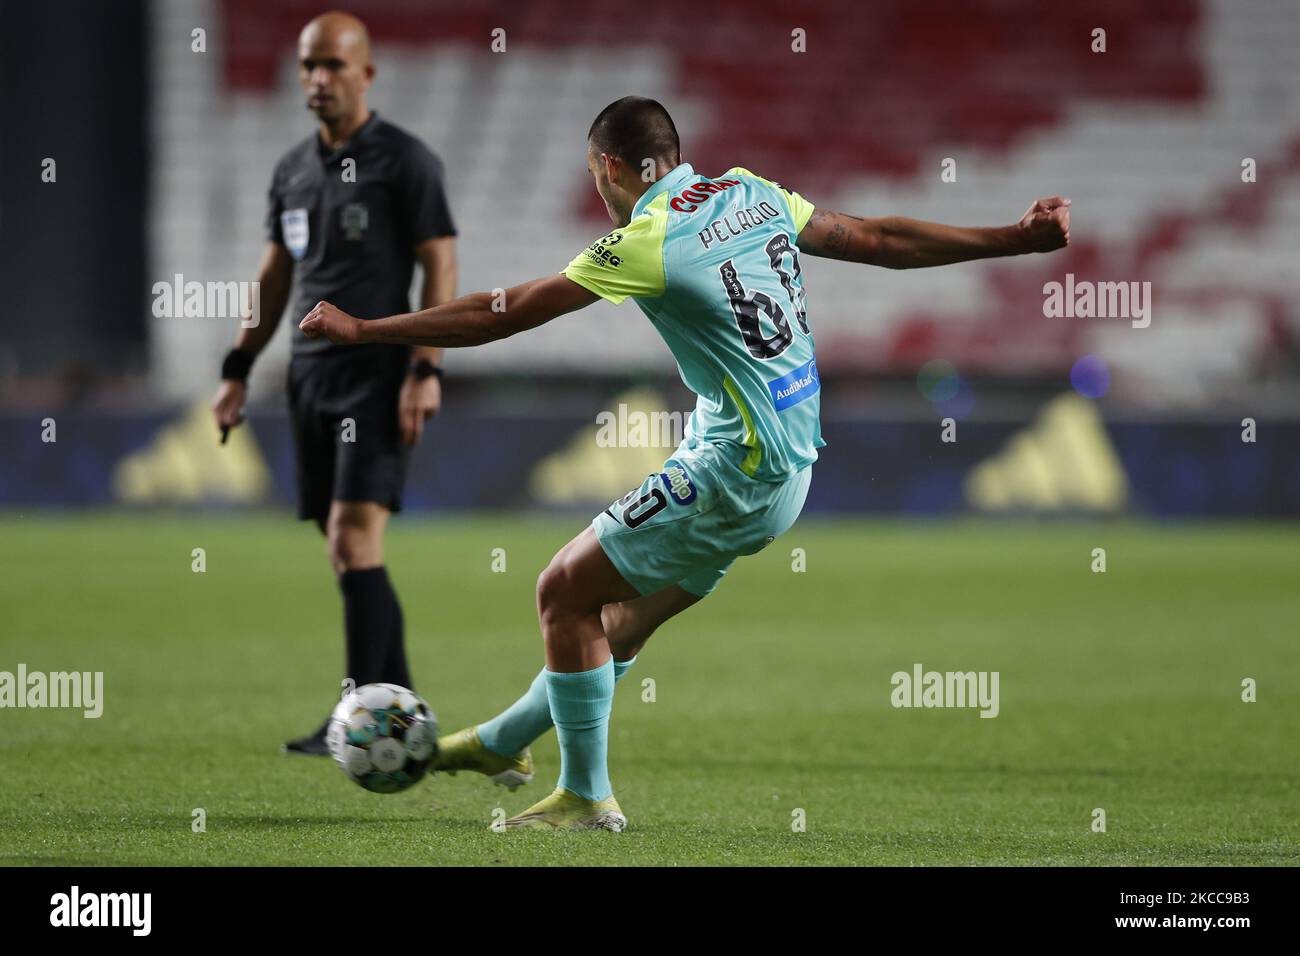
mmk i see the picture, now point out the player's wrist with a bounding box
[221,348,255,382]
[350,317,379,344]
[994,223,1024,257]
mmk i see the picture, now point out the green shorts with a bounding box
[592,438,813,597]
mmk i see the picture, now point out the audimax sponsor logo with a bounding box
[768,358,820,410]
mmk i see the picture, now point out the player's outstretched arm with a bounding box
[797,197,1070,268]
[299,274,600,347]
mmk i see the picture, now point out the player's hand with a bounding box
[212,379,247,439]
[299,301,362,344]
[397,374,441,446]
[1016,197,1071,253]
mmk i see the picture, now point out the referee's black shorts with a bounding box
[287,345,413,522]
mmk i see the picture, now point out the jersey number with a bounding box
[718,234,810,360]
[617,488,667,529]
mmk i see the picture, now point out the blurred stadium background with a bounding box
[3,0,1300,869]
[2,0,1298,517]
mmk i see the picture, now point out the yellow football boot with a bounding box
[432,726,533,791]
[500,787,626,832]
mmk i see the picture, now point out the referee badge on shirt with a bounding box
[281,208,310,260]
[341,202,369,240]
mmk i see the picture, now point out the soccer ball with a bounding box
[327,683,438,794]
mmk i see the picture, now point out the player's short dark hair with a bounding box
[587,96,680,167]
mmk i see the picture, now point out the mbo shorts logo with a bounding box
[768,358,820,410]
[281,208,310,260]
[659,459,698,505]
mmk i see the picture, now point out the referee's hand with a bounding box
[398,373,441,446]
[299,301,361,344]
[212,379,246,440]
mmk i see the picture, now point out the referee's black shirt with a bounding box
[265,111,457,359]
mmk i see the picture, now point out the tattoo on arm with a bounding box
[825,221,852,258]
[803,210,862,261]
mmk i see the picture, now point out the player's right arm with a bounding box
[300,216,658,347]
[212,241,295,434]
[797,198,1070,268]
[300,274,599,348]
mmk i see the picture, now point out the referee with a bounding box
[212,11,457,755]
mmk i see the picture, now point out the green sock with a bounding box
[547,660,616,802]
[478,656,635,757]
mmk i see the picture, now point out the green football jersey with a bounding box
[563,163,824,482]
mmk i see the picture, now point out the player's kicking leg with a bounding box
[433,576,699,789]
[445,446,800,829]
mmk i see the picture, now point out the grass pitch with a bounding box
[1,512,1297,866]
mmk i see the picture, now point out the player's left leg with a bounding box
[435,583,700,790]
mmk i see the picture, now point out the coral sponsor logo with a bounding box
[768,358,820,411]
[670,178,741,213]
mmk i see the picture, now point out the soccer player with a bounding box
[212,12,458,755]
[300,96,1069,827]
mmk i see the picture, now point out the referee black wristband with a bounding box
[409,359,443,382]
[221,348,255,382]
